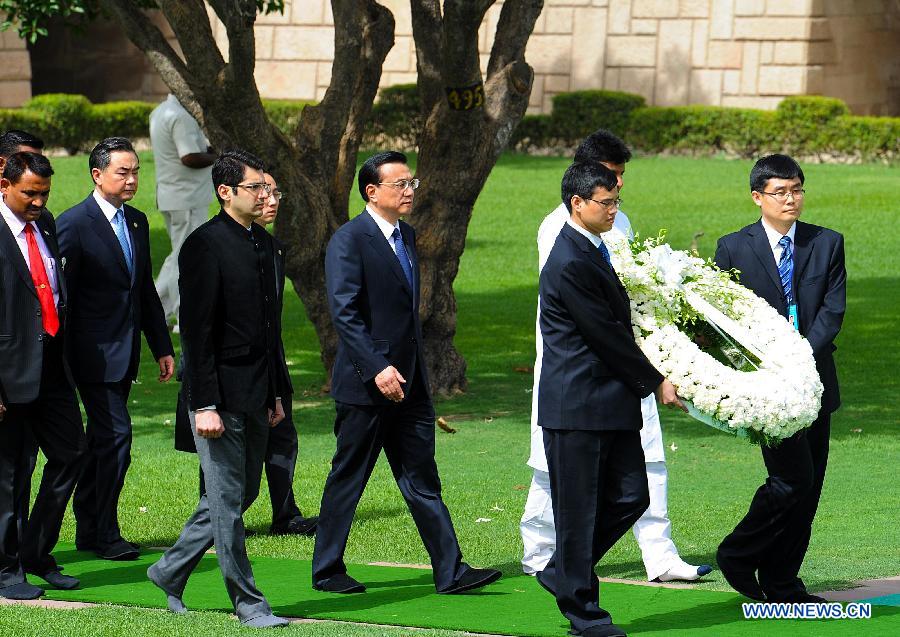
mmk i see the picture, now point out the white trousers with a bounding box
[520,461,680,581]
[155,207,208,322]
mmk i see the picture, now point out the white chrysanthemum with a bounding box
[601,229,823,443]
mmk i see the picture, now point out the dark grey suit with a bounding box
[0,207,85,587]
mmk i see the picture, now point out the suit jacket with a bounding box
[714,219,845,413]
[0,209,75,403]
[538,224,663,431]
[179,210,291,413]
[56,194,173,383]
[325,210,428,406]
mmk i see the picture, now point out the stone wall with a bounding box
[7,0,900,116]
[0,27,31,107]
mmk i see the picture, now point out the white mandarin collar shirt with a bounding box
[0,197,59,304]
[760,217,796,263]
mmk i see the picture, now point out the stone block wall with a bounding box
[5,1,900,116]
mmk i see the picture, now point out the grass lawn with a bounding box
[2,151,897,635]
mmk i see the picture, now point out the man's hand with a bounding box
[374,365,406,402]
[655,378,687,413]
[268,398,286,428]
[0,401,6,422]
[195,409,225,439]
[158,355,175,382]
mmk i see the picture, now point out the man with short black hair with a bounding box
[147,149,291,629]
[522,129,711,583]
[0,130,45,173]
[0,152,86,599]
[715,154,845,603]
[57,137,174,561]
[312,151,501,596]
[536,161,684,637]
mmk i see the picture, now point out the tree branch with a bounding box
[159,0,226,88]
[486,0,543,79]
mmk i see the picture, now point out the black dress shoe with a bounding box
[270,516,318,537]
[0,581,45,600]
[769,591,827,603]
[716,550,765,601]
[439,567,502,594]
[27,569,80,590]
[313,573,366,593]
[569,624,627,637]
[95,539,140,561]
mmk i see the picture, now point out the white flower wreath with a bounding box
[602,228,823,444]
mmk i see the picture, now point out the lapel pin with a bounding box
[278,249,282,255]
[43,229,50,236]
[133,222,138,228]
[61,257,67,268]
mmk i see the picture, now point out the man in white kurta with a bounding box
[150,94,216,328]
[521,142,713,583]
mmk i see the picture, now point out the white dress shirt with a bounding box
[366,206,412,268]
[0,198,59,306]
[760,217,797,263]
[92,190,133,257]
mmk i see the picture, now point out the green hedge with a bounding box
[363,83,422,151]
[2,90,896,163]
[263,99,314,137]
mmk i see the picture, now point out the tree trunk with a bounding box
[410,0,543,396]
[100,0,394,381]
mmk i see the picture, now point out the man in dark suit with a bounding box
[312,151,501,595]
[0,152,86,599]
[147,150,291,628]
[714,154,846,603]
[57,137,175,561]
[535,161,684,637]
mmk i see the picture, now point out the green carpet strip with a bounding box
[39,545,899,636]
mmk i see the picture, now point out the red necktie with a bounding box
[24,223,59,336]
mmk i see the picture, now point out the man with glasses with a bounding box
[312,151,501,595]
[57,137,174,562]
[147,150,291,628]
[522,129,712,584]
[536,161,684,637]
[714,154,845,603]
[256,172,319,537]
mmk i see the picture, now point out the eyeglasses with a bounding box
[760,188,805,202]
[588,197,622,209]
[234,182,272,196]
[270,190,284,201]
[377,179,420,191]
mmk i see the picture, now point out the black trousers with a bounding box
[718,412,831,599]
[537,428,649,633]
[312,376,465,591]
[264,398,304,529]
[72,378,134,546]
[0,336,86,585]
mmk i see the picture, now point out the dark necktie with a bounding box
[778,235,793,304]
[598,240,614,271]
[391,227,413,287]
[24,224,59,336]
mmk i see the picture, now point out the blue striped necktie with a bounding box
[777,235,793,304]
[112,209,134,276]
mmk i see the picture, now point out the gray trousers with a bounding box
[150,408,272,621]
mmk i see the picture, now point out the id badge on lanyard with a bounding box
[787,303,799,330]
